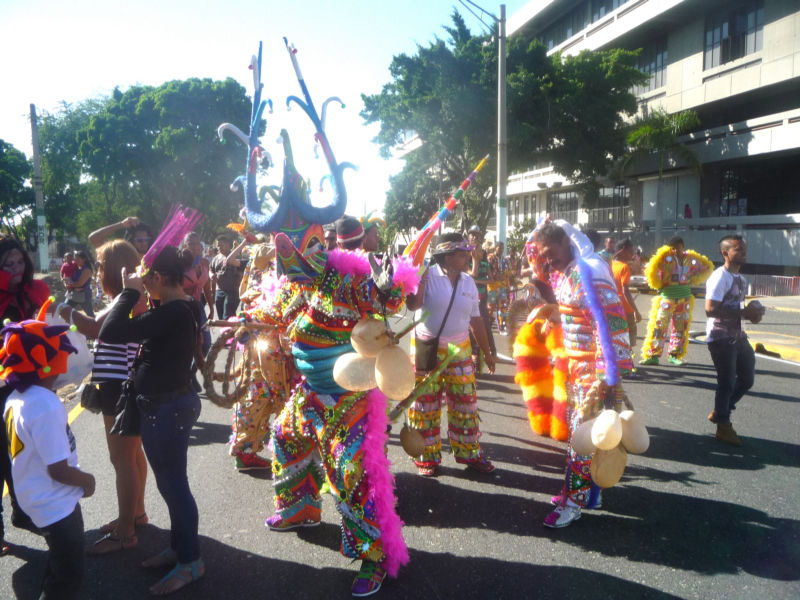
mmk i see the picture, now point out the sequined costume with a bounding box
[230,254,298,459]
[528,222,632,512]
[263,249,418,578]
[551,262,632,507]
[407,338,484,468]
[641,245,714,361]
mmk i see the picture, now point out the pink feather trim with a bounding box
[142,205,203,269]
[324,250,420,295]
[361,388,409,577]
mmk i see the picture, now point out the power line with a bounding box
[456,0,492,32]
[461,0,499,22]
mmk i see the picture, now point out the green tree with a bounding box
[75,78,252,238]
[362,12,647,232]
[38,99,107,240]
[0,139,34,240]
[621,108,702,246]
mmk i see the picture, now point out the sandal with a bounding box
[88,531,138,555]
[142,548,179,569]
[149,559,205,596]
[100,513,148,534]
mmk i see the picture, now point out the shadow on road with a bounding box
[645,426,800,470]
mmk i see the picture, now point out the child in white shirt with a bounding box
[1,299,95,599]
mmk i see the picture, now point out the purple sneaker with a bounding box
[351,560,387,597]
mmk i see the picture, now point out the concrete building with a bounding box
[504,0,800,275]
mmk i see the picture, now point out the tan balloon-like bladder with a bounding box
[591,409,623,450]
[350,318,390,358]
[590,445,628,488]
[375,345,416,401]
[571,417,597,456]
[332,352,377,391]
[400,425,426,457]
[619,409,650,454]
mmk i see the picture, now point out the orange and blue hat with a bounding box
[0,297,77,391]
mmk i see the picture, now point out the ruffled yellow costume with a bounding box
[641,245,714,362]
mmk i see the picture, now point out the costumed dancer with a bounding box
[640,236,714,366]
[529,220,632,528]
[406,234,496,476]
[229,238,299,471]
[218,40,417,596]
[360,211,386,253]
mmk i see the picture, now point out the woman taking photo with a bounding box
[55,240,149,555]
[0,236,50,553]
[405,232,496,477]
[99,245,204,595]
[65,250,95,317]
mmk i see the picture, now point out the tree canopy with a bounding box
[0,139,34,240]
[362,12,648,236]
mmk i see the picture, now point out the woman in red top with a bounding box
[0,236,51,553]
[180,232,213,389]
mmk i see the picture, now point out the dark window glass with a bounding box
[634,38,668,94]
[704,1,764,70]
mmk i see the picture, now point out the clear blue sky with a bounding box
[1,0,529,216]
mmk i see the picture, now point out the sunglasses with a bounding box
[134,237,151,244]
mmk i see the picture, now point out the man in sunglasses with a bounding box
[88,216,153,257]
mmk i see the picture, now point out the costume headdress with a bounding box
[360,211,386,232]
[0,297,77,391]
[219,40,356,283]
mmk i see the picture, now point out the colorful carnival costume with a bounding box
[640,245,713,365]
[230,245,299,470]
[262,249,417,582]
[216,40,429,595]
[527,221,632,528]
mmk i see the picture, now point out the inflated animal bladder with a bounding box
[375,345,416,401]
[591,409,623,450]
[590,445,627,488]
[351,317,390,358]
[619,409,649,454]
[333,352,377,391]
[571,417,597,456]
[400,425,426,457]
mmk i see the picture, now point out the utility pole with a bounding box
[30,104,49,272]
[496,4,507,251]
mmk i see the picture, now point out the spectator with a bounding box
[323,227,337,251]
[60,252,76,280]
[89,216,153,257]
[99,246,205,595]
[56,240,149,555]
[1,311,95,597]
[65,250,95,317]
[467,225,496,362]
[210,234,247,320]
[0,235,51,549]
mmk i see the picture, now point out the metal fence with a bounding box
[747,275,800,297]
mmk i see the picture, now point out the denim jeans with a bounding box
[708,336,755,424]
[215,289,240,320]
[39,504,84,600]
[139,391,201,563]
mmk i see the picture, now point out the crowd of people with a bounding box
[0,208,765,598]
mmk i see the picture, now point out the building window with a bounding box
[592,0,629,23]
[634,38,668,95]
[704,1,764,70]
[540,3,591,50]
[547,190,579,223]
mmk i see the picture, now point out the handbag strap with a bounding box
[434,272,461,338]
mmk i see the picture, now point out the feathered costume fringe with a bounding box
[325,249,420,296]
[361,388,409,577]
[512,319,569,441]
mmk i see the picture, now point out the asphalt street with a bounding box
[1,295,798,600]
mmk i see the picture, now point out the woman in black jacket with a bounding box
[99,246,204,595]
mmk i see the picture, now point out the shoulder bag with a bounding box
[414,273,460,372]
